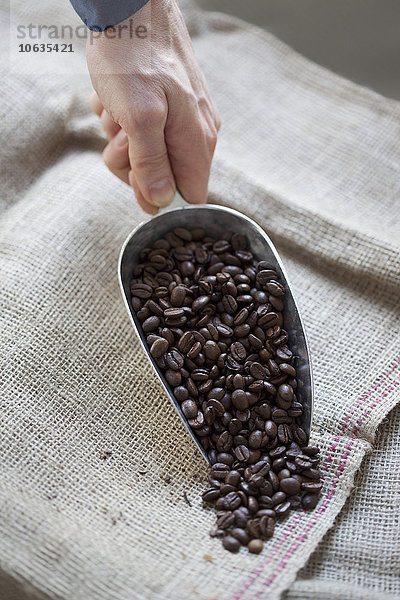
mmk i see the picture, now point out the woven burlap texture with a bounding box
[283,402,400,600]
[1,1,399,599]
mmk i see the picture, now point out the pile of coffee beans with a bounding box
[130,227,321,553]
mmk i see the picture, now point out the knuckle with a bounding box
[133,149,169,172]
[132,101,167,131]
[205,127,218,152]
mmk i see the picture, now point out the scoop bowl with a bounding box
[118,203,313,465]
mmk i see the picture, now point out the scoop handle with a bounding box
[157,190,188,214]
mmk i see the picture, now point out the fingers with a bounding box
[166,103,217,205]
[101,110,121,140]
[91,88,219,213]
[102,131,159,214]
[126,100,176,209]
[102,128,130,185]
[129,171,158,215]
[91,91,121,140]
[89,91,103,116]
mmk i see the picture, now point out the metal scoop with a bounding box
[118,197,313,465]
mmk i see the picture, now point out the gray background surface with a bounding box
[197,0,400,100]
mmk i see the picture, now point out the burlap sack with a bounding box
[283,402,400,600]
[1,1,399,599]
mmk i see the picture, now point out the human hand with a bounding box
[87,0,220,214]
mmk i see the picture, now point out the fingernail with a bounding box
[149,179,175,207]
[114,129,128,147]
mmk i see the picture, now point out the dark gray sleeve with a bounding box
[69,0,151,31]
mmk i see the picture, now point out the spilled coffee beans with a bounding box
[130,227,322,553]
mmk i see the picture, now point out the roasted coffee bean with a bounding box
[164,307,184,320]
[174,386,189,402]
[302,446,320,456]
[223,535,240,553]
[220,483,236,495]
[149,337,169,358]
[217,452,235,466]
[211,463,231,480]
[233,323,251,338]
[302,493,319,510]
[188,411,204,429]
[236,409,251,422]
[217,511,235,529]
[301,482,322,494]
[249,362,266,379]
[216,431,233,452]
[280,477,301,495]
[165,369,182,386]
[294,456,313,470]
[181,400,198,420]
[231,341,247,362]
[235,445,250,462]
[279,363,296,377]
[195,247,209,264]
[225,470,241,487]
[268,470,280,492]
[173,227,192,242]
[258,403,271,420]
[170,285,187,307]
[249,473,265,488]
[131,228,321,553]
[247,496,259,514]
[246,518,262,538]
[204,340,221,361]
[224,491,242,510]
[178,331,194,353]
[263,381,276,396]
[293,426,308,445]
[252,460,271,477]
[207,398,225,416]
[266,281,285,297]
[231,389,249,411]
[192,295,210,312]
[204,406,215,425]
[270,446,286,459]
[278,384,294,402]
[233,507,250,528]
[272,458,286,472]
[278,424,291,445]
[142,316,160,333]
[221,294,238,314]
[248,334,263,349]
[202,488,220,502]
[248,430,263,450]
[228,419,242,435]
[275,501,291,517]
[261,517,275,539]
[192,368,209,382]
[231,527,250,546]
[265,420,277,437]
[131,282,153,299]
[166,349,184,370]
[301,468,321,481]
[272,408,289,424]
[248,539,263,554]
[233,374,245,389]
[161,327,175,345]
